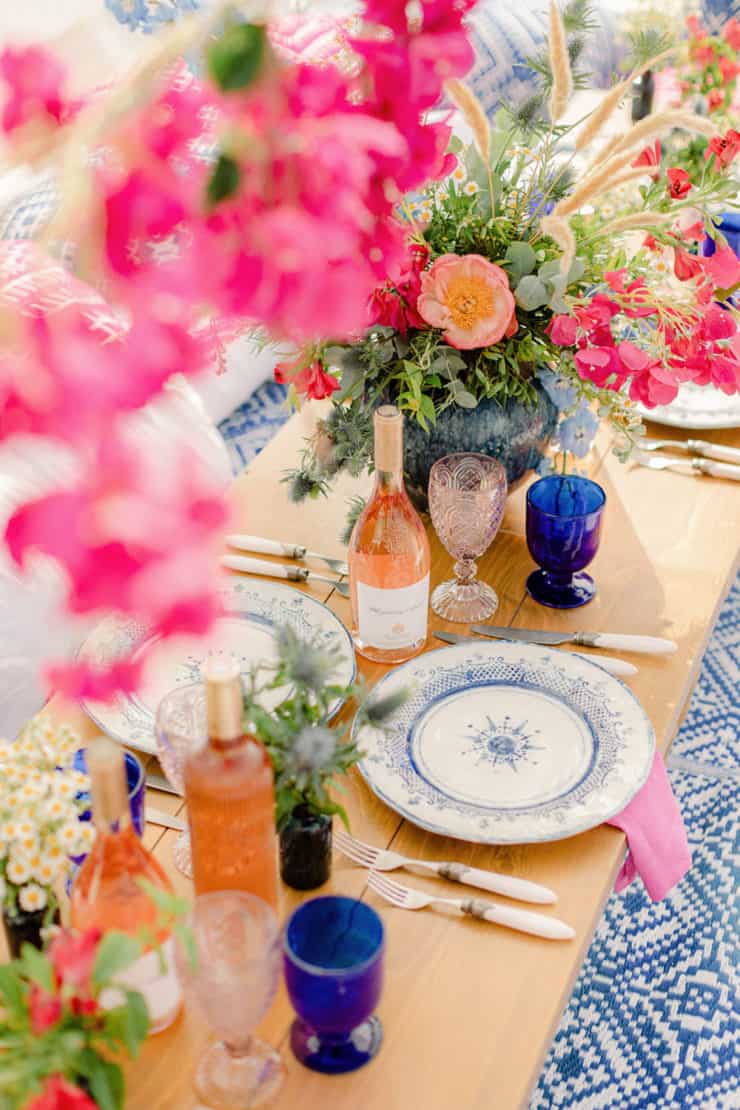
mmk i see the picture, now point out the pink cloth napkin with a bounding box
[606,752,691,901]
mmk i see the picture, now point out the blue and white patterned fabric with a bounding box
[530,575,740,1110]
[217,379,290,473]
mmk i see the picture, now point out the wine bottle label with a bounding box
[357,573,429,649]
[100,936,182,1035]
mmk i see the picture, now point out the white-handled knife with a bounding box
[226,534,348,575]
[434,631,638,675]
[147,807,185,832]
[221,554,350,598]
[635,453,740,481]
[640,437,740,465]
[470,624,676,655]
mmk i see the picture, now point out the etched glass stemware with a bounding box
[154,682,207,877]
[428,453,508,623]
[176,892,284,1109]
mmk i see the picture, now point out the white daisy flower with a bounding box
[6,856,32,885]
[18,836,39,857]
[17,821,34,840]
[76,824,96,850]
[58,821,83,848]
[18,883,47,913]
[54,779,77,801]
[45,797,75,822]
[45,843,66,864]
[452,165,466,183]
[1,820,20,842]
[36,858,62,885]
[463,181,479,195]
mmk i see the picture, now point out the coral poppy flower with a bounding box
[632,141,661,181]
[705,129,740,169]
[416,254,517,350]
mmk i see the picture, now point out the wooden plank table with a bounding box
[38,406,740,1110]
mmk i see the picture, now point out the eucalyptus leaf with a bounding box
[515,275,550,311]
[505,241,537,282]
[455,390,479,409]
[92,932,141,988]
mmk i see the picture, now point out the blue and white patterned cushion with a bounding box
[105,0,201,33]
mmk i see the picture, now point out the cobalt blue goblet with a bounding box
[525,474,606,608]
[283,896,384,1075]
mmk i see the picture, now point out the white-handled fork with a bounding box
[367,872,574,941]
[336,829,556,904]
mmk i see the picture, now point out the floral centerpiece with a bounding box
[241,625,405,890]
[281,4,740,518]
[0,884,191,1110]
[0,719,93,956]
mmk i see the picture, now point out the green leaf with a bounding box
[0,965,24,1014]
[514,275,550,311]
[77,1050,125,1110]
[207,22,266,92]
[104,991,150,1058]
[207,154,241,207]
[505,241,537,282]
[455,390,479,409]
[92,933,141,988]
[19,945,53,994]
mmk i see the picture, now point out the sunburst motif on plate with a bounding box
[464,714,543,771]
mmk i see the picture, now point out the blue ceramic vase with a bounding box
[403,381,558,510]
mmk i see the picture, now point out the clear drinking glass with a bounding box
[428,452,508,623]
[176,892,284,1109]
[154,682,207,877]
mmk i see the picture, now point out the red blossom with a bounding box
[29,986,63,1036]
[702,244,740,289]
[631,141,661,181]
[673,248,704,282]
[705,129,740,169]
[48,929,101,996]
[686,14,706,39]
[718,56,739,86]
[293,361,341,400]
[723,17,740,50]
[25,1076,98,1110]
[666,168,692,199]
[707,88,724,113]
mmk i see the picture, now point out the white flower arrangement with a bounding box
[0,718,93,919]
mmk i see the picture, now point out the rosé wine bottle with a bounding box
[349,405,431,664]
[70,737,182,1035]
[184,657,279,912]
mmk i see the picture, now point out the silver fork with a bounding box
[367,872,574,941]
[335,829,556,904]
[633,453,740,481]
[639,437,740,464]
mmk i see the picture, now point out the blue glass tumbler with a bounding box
[283,896,385,1074]
[525,474,606,608]
[72,748,146,853]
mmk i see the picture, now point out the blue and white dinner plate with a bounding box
[353,641,655,845]
[80,577,355,755]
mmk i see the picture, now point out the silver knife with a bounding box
[434,631,638,676]
[145,771,182,797]
[221,554,350,598]
[147,807,185,832]
[226,534,348,576]
[639,437,740,465]
[470,625,676,655]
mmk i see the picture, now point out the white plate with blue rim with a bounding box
[353,640,654,844]
[79,577,355,755]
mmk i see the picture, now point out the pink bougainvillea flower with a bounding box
[0,45,74,133]
[631,140,661,181]
[417,254,516,349]
[104,170,186,277]
[702,244,740,290]
[25,1075,98,1110]
[574,346,628,390]
[705,128,740,169]
[546,314,579,346]
[666,167,692,199]
[368,239,430,334]
[629,360,681,407]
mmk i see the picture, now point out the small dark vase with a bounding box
[280,807,332,891]
[2,904,60,959]
[403,381,558,511]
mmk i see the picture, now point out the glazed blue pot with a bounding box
[403,380,558,510]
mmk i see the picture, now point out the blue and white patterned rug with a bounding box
[219,389,739,1110]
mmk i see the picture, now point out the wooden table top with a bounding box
[38,405,740,1110]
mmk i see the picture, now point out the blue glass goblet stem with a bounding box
[283,896,385,1074]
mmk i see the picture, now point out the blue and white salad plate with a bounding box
[80,577,355,755]
[354,641,654,845]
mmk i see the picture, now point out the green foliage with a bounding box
[92,933,141,988]
[241,625,405,829]
[207,22,266,92]
[207,154,241,207]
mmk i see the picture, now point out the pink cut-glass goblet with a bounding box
[176,892,284,1110]
[428,453,507,623]
[154,682,207,878]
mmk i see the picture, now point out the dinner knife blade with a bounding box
[147,807,185,832]
[471,625,676,655]
[433,631,638,676]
